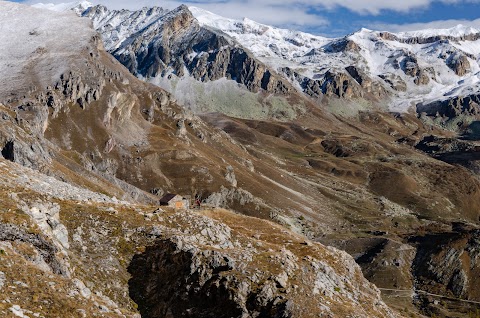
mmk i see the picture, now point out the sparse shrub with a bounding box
[269,210,279,220]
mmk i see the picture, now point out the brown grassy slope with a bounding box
[0,158,404,318]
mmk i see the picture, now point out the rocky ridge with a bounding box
[57,3,480,126]
[0,156,400,318]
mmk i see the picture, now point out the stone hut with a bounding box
[159,193,190,210]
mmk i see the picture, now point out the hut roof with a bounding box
[159,193,179,204]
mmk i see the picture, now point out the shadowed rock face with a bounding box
[108,6,290,95]
[1,140,14,162]
[418,94,480,119]
[128,240,247,318]
[409,229,480,317]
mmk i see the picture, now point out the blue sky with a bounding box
[18,0,480,37]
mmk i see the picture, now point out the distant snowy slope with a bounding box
[33,2,169,51]
[396,24,480,39]
[32,0,92,14]
[190,7,480,112]
[0,1,96,100]
[190,6,332,60]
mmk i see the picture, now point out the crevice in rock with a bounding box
[0,223,65,275]
[1,140,14,162]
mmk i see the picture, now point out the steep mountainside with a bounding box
[79,4,301,120]
[7,1,480,317]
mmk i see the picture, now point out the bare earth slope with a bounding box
[0,1,96,101]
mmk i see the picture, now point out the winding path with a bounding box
[379,288,480,305]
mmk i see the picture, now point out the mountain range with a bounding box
[1,1,480,317]
[44,1,480,120]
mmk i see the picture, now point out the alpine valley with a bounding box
[1,1,480,317]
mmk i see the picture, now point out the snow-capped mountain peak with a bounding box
[189,6,237,31]
[189,6,331,62]
[396,24,480,39]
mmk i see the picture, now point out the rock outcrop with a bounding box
[93,6,291,95]
[282,67,385,99]
[401,55,430,85]
[128,210,400,318]
[417,94,480,118]
[324,38,361,53]
[410,228,480,316]
[0,223,65,275]
[446,53,471,76]
[378,31,480,45]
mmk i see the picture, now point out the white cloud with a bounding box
[166,0,480,15]
[22,0,480,34]
[182,2,328,27]
[23,0,328,27]
[23,0,480,13]
[370,18,480,32]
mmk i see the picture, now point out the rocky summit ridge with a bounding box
[65,3,480,121]
[2,1,480,317]
[35,1,480,124]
